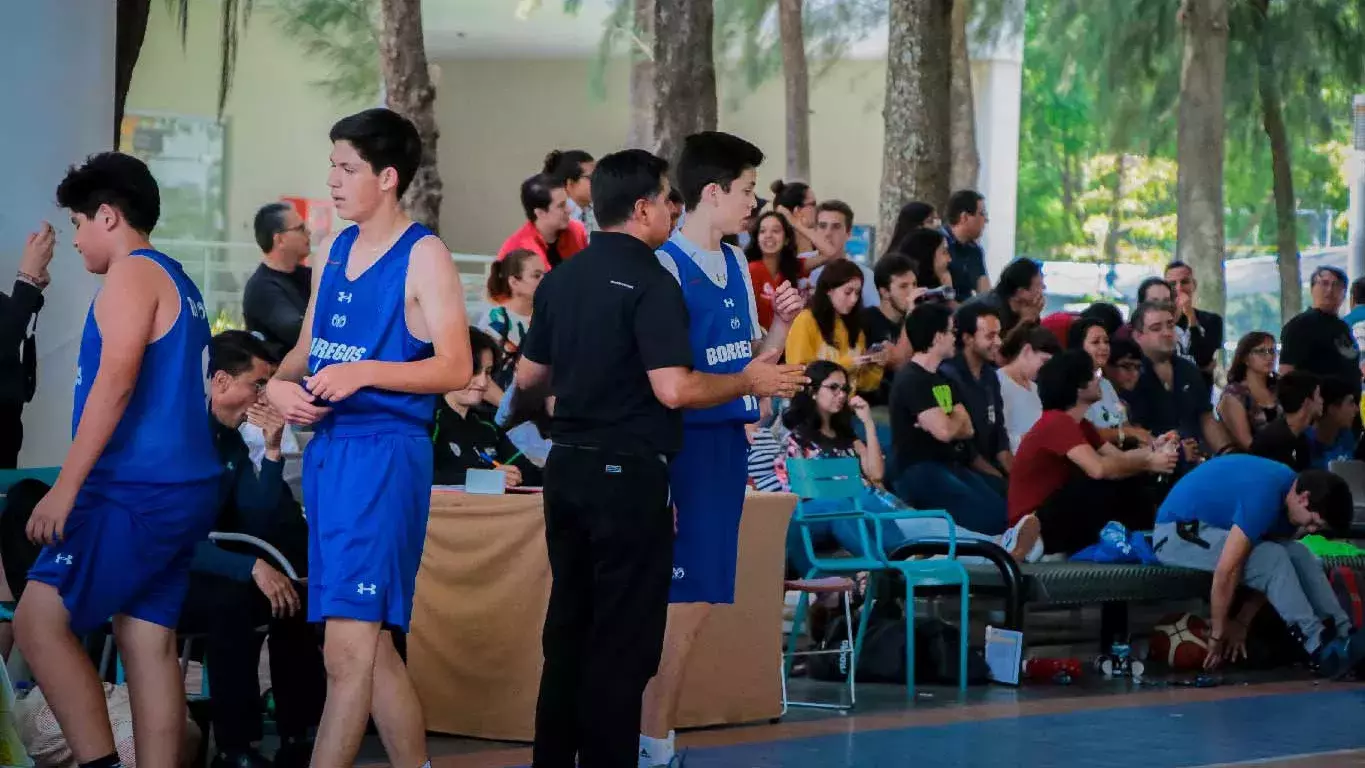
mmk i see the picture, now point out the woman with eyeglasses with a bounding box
[1070,316,1152,447]
[1218,331,1282,451]
[776,361,1031,575]
[769,179,840,262]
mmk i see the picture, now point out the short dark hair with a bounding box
[1109,337,1142,365]
[667,187,684,206]
[1000,320,1061,362]
[945,189,984,226]
[55,152,160,234]
[1164,260,1192,276]
[1319,374,1359,409]
[872,253,916,292]
[1351,277,1365,307]
[328,108,422,198]
[995,258,1042,300]
[1137,276,1174,304]
[591,149,670,229]
[1295,469,1354,536]
[543,149,594,185]
[210,330,276,376]
[1276,370,1320,413]
[816,200,854,229]
[519,173,562,221]
[953,301,1001,348]
[676,132,764,211]
[469,327,503,372]
[906,302,953,353]
[1079,302,1124,337]
[253,202,293,253]
[1131,301,1174,335]
[1312,265,1348,287]
[1037,349,1097,411]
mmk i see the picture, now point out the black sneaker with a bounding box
[211,750,272,768]
[1311,631,1365,680]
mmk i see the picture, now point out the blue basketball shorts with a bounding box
[304,426,433,632]
[668,422,750,605]
[27,479,220,635]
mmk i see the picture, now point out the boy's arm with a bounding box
[303,236,473,400]
[266,238,332,425]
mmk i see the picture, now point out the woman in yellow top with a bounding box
[785,259,887,394]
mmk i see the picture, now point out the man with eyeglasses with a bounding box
[1163,261,1224,389]
[243,202,313,359]
[1280,266,1360,394]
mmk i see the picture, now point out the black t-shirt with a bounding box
[431,398,542,486]
[242,263,312,358]
[520,232,694,456]
[1280,308,1361,390]
[1249,416,1312,472]
[861,307,902,407]
[1177,308,1224,384]
[890,361,972,465]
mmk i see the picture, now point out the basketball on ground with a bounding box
[1149,613,1210,670]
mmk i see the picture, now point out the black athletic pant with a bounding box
[1034,473,1161,555]
[532,446,673,768]
[0,403,21,469]
[179,573,326,750]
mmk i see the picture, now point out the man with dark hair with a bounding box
[963,257,1045,336]
[498,172,588,270]
[1,222,54,468]
[809,200,878,308]
[243,202,312,358]
[543,149,597,233]
[1164,261,1224,388]
[184,330,323,768]
[862,254,922,405]
[889,302,1008,535]
[514,147,803,768]
[942,189,990,299]
[941,302,1011,481]
[264,107,473,768]
[1280,265,1360,393]
[18,152,222,768]
[1250,370,1322,472]
[643,132,804,768]
[1124,301,1231,462]
[1008,349,1176,557]
[1154,454,1365,676]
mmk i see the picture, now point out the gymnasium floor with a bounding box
[357,677,1365,767]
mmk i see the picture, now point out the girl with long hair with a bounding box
[1069,316,1152,446]
[745,211,808,330]
[997,322,1061,451]
[769,179,840,262]
[898,228,954,299]
[1218,331,1281,450]
[784,260,885,395]
[883,200,941,256]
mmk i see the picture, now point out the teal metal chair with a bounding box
[783,457,971,701]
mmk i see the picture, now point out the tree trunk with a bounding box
[114,0,152,148]
[778,0,810,181]
[1175,0,1228,317]
[652,0,718,164]
[878,0,952,247]
[378,0,443,234]
[1254,3,1299,323]
[949,0,980,191]
[1103,154,1127,264]
[627,0,656,150]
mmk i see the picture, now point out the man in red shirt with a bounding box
[497,172,588,270]
[1008,349,1177,556]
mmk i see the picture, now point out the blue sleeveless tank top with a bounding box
[659,237,760,425]
[72,250,220,485]
[308,222,436,435]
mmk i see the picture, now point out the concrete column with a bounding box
[1349,95,1365,285]
[969,4,1025,281]
[0,2,114,466]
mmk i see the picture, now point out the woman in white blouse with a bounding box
[997,321,1062,451]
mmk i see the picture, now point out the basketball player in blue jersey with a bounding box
[640,132,805,768]
[16,153,221,768]
[264,108,471,768]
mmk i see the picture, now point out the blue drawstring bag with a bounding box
[1070,521,1160,564]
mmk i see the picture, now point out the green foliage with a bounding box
[273,0,380,106]
[211,307,242,335]
[168,0,256,117]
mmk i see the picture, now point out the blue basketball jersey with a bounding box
[309,223,436,433]
[72,250,219,485]
[658,237,760,425]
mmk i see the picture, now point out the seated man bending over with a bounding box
[1008,349,1177,557]
[1154,453,1365,675]
[181,330,325,768]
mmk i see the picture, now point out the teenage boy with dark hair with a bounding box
[264,107,473,768]
[1154,454,1365,676]
[862,253,923,405]
[1250,370,1322,472]
[809,199,877,308]
[940,302,1010,482]
[1309,375,1360,469]
[18,152,221,768]
[497,173,589,269]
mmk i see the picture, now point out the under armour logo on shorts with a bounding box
[356,582,377,595]
[55,554,73,565]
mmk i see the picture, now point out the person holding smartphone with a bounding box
[786,259,887,401]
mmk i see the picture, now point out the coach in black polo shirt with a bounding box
[513,148,804,768]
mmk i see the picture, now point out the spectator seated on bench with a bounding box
[1249,370,1320,472]
[1008,350,1177,558]
[179,330,323,768]
[938,302,1010,491]
[1308,375,1360,469]
[1153,453,1365,676]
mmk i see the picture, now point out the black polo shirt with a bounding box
[1121,354,1211,443]
[520,231,694,457]
[1280,308,1361,391]
[939,354,1008,464]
